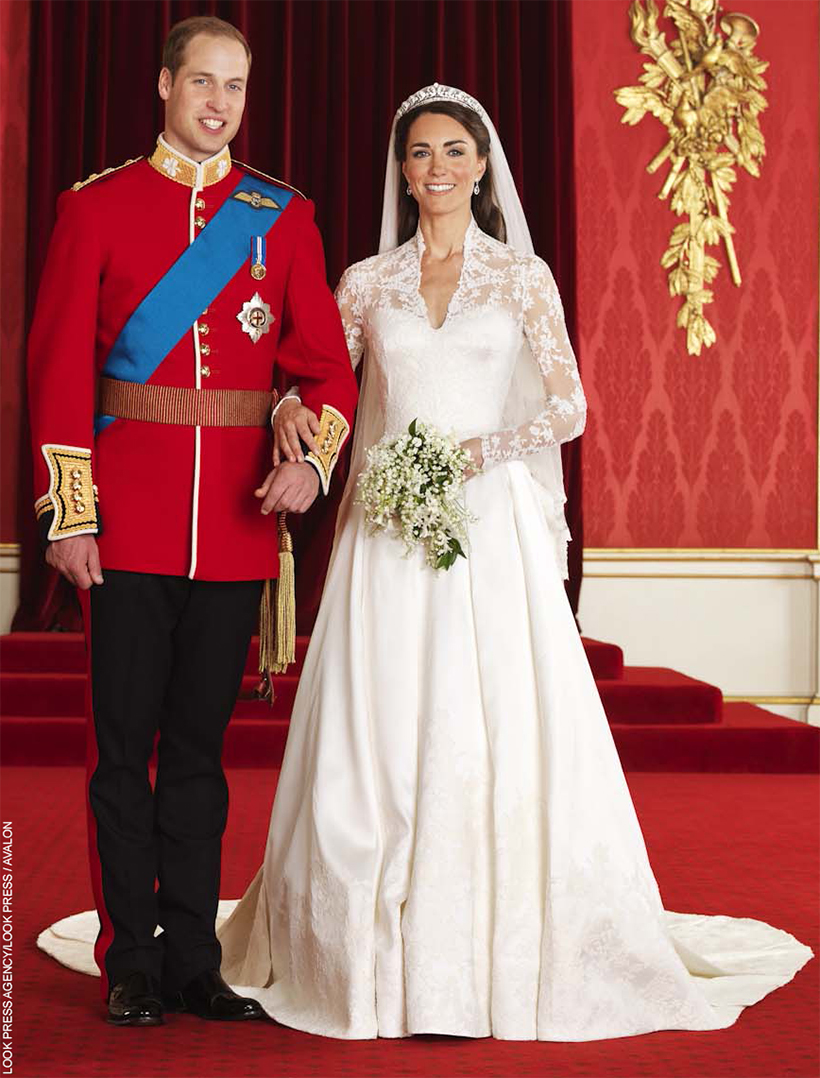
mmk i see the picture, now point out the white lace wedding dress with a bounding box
[216,221,811,1038]
[39,220,811,1040]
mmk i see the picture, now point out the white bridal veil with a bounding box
[340,83,571,576]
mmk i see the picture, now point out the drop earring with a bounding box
[473,181,481,196]
[407,184,413,196]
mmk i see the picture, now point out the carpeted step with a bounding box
[597,667,722,724]
[0,632,87,673]
[0,671,300,719]
[7,633,812,773]
[0,634,627,721]
[0,632,314,675]
[0,632,625,681]
[581,637,624,680]
[243,637,310,675]
[0,715,89,766]
[611,703,820,773]
[222,718,290,768]
[0,713,292,768]
[0,672,87,716]
[6,665,716,725]
[3,703,817,772]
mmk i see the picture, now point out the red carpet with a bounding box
[1,767,817,1078]
[2,632,818,771]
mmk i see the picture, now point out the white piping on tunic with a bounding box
[188,179,203,579]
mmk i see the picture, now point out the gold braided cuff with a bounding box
[38,444,99,540]
[305,405,350,495]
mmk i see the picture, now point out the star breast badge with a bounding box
[237,292,274,344]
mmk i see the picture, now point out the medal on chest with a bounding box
[237,291,274,344]
[250,235,267,280]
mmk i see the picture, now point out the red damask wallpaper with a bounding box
[572,0,818,549]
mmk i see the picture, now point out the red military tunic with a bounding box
[28,136,358,580]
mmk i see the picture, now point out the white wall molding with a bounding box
[0,542,21,635]
[806,554,820,727]
[579,550,819,726]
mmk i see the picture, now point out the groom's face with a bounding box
[158,33,249,162]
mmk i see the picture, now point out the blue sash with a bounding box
[96,173,294,432]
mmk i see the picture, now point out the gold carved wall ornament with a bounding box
[614,1,768,354]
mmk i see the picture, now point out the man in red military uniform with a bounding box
[28,16,357,1026]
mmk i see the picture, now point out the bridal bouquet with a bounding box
[357,419,476,571]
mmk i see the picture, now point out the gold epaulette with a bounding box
[71,156,143,192]
[233,160,306,200]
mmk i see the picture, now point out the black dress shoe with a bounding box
[107,971,164,1026]
[166,969,264,1021]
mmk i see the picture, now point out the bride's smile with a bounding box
[402,112,485,219]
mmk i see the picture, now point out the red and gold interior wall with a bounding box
[1,0,818,634]
[572,0,818,551]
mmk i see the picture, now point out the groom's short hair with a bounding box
[162,16,252,79]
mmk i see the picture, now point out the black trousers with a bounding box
[85,570,262,993]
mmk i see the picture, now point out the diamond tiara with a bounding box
[395,82,486,121]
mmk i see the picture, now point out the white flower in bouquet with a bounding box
[356,419,477,571]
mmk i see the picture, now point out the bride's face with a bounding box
[402,112,486,220]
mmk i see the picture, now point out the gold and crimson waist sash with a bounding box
[97,378,278,427]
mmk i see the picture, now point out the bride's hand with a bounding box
[274,399,321,465]
[460,437,484,480]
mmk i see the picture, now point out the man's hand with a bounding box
[45,534,104,589]
[255,461,320,515]
[274,399,321,466]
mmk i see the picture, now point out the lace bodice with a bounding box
[335,219,586,464]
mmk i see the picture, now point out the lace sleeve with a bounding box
[480,257,586,464]
[334,265,367,371]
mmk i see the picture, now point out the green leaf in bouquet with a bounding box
[408,418,418,437]
[435,537,466,571]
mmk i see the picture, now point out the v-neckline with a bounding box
[415,219,476,332]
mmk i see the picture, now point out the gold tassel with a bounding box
[256,512,297,702]
[273,513,296,672]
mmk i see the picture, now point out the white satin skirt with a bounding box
[38,462,812,1039]
[215,462,811,1039]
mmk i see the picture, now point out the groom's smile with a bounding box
[158,33,249,162]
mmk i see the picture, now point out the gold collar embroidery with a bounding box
[148,135,232,188]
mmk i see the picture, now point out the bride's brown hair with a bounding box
[393,102,507,246]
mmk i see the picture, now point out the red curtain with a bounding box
[14,0,581,632]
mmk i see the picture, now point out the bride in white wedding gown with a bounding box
[215,85,811,1040]
[39,84,811,1040]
